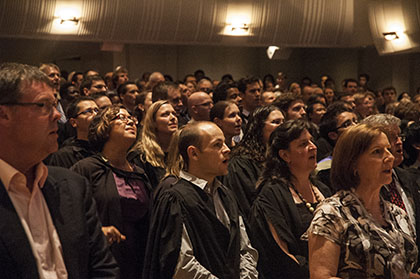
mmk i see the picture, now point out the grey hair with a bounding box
[361,113,401,127]
[0,63,52,104]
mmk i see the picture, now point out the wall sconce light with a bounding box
[51,4,81,34]
[383,32,399,41]
[267,46,280,59]
[225,23,250,36]
[60,16,79,26]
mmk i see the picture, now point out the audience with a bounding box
[5,61,420,278]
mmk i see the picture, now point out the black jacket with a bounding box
[0,166,118,278]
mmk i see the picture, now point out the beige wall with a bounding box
[0,37,418,95]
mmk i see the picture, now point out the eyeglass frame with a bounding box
[0,99,59,115]
[111,113,138,125]
[334,118,358,131]
[76,107,99,117]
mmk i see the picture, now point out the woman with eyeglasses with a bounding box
[71,104,152,279]
[129,100,178,188]
[248,119,331,279]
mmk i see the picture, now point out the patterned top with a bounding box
[306,189,418,279]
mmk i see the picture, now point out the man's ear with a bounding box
[192,105,198,114]
[83,87,89,96]
[0,106,9,120]
[69,118,78,128]
[0,106,12,125]
[413,143,420,151]
[187,145,199,162]
[328,131,338,142]
[213,117,222,127]
[137,103,145,111]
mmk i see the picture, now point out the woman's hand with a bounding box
[102,226,126,245]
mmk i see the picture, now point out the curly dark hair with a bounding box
[231,105,280,161]
[88,104,125,152]
[259,119,313,187]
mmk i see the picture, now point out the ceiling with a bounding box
[0,0,362,47]
[0,0,419,54]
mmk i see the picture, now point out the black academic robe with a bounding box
[71,155,152,279]
[315,136,334,163]
[143,176,242,279]
[222,155,263,220]
[127,150,165,189]
[46,138,95,168]
[248,178,331,279]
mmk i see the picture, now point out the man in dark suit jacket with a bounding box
[0,63,118,278]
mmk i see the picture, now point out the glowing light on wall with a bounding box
[383,32,398,41]
[223,3,252,36]
[51,1,82,34]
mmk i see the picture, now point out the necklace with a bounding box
[290,183,322,213]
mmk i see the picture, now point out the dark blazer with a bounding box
[394,167,420,270]
[0,166,118,279]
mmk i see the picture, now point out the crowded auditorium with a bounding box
[1,0,420,278]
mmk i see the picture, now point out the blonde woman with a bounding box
[129,100,178,188]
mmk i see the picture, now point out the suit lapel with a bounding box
[0,181,39,278]
[42,174,78,276]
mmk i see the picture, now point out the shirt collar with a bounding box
[0,159,48,191]
[180,170,222,193]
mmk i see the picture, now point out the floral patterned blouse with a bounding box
[306,189,418,279]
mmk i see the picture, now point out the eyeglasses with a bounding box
[112,113,138,125]
[335,118,358,130]
[196,101,213,107]
[0,99,59,115]
[93,84,107,90]
[200,88,212,94]
[76,107,99,117]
